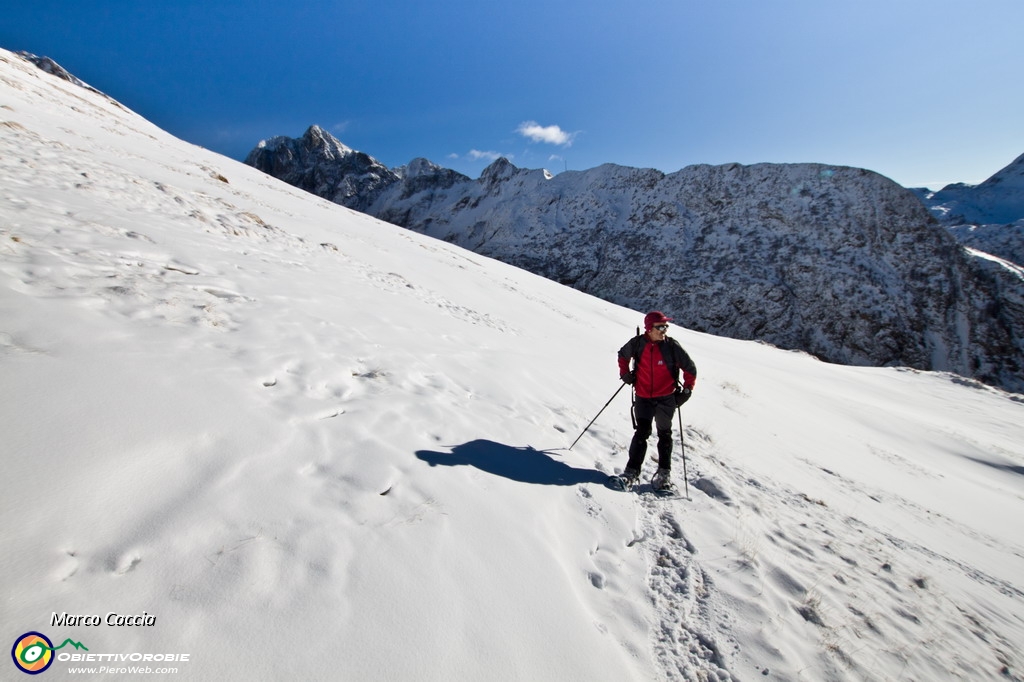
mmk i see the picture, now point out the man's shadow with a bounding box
[415,439,608,487]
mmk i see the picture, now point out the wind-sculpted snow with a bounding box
[247,127,1024,393]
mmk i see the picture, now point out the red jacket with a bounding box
[618,334,697,399]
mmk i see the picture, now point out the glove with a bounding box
[674,388,692,406]
[621,371,636,385]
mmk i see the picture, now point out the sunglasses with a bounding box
[653,324,669,331]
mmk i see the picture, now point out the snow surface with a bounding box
[2,48,1024,681]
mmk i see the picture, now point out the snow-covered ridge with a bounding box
[4,48,1024,681]
[15,50,100,93]
[915,152,1024,228]
[912,152,1024,273]
[247,126,1024,393]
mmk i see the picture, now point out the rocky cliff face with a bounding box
[247,126,1024,393]
[246,126,404,213]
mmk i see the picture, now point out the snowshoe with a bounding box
[607,468,640,491]
[651,468,675,494]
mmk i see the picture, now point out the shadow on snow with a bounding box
[964,454,1024,477]
[415,439,607,487]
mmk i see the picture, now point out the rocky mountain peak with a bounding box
[920,152,1024,227]
[978,151,1024,191]
[401,157,443,178]
[301,125,353,158]
[481,157,516,176]
[245,125,399,212]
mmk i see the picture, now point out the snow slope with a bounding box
[2,49,1024,681]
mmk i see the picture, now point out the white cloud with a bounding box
[468,149,503,161]
[516,121,575,146]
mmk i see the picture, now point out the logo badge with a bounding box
[11,632,54,675]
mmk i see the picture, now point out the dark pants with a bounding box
[627,395,676,472]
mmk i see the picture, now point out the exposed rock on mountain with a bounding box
[246,126,404,213]
[247,126,1024,393]
[15,51,116,103]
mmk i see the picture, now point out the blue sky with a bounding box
[3,0,1022,189]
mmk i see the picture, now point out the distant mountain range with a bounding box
[245,126,1024,393]
[910,153,1024,269]
[914,152,1024,227]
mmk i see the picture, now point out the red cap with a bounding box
[644,311,672,331]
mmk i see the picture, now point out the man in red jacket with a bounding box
[612,311,697,492]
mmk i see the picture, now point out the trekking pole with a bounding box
[568,382,627,450]
[677,406,690,499]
